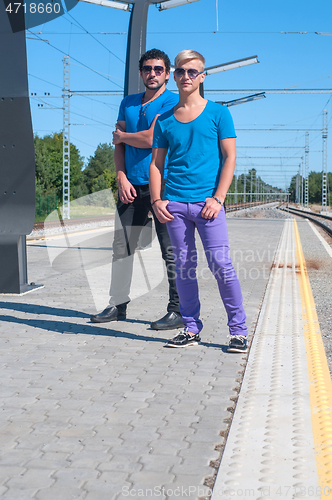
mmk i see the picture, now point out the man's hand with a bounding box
[152,200,174,223]
[117,172,137,204]
[201,197,223,220]
[112,123,125,145]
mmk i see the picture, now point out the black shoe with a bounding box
[227,335,248,353]
[150,312,183,331]
[166,329,201,348]
[90,304,127,323]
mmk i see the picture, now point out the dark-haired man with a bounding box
[90,49,182,330]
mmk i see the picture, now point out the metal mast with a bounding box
[63,56,71,220]
[295,168,300,204]
[322,109,328,213]
[124,0,149,96]
[234,172,238,204]
[304,132,309,209]
[301,158,304,207]
[250,170,253,203]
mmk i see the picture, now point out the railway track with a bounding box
[280,205,332,238]
[225,199,273,212]
[32,201,271,232]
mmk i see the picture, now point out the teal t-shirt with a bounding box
[118,89,178,185]
[153,100,236,202]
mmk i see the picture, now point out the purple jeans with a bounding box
[166,201,248,336]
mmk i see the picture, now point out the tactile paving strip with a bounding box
[294,220,332,497]
[211,219,321,500]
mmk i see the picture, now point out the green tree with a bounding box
[34,132,86,200]
[289,171,332,206]
[309,171,322,203]
[83,143,116,193]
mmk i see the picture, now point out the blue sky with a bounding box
[26,0,332,191]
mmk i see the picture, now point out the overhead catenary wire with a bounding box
[27,29,123,89]
[28,74,120,110]
[64,11,125,64]
[29,31,332,35]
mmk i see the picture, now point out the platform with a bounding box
[0,214,331,499]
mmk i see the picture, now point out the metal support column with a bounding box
[322,109,328,213]
[295,168,300,204]
[63,56,71,220]
[304,132,309,209]
[250,170,253,203]
[301,158,304,207]
[124,0,149,96]
[234,173,238,204]
[0,6,37,293]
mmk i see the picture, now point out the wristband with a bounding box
[151,198,161,206]
[212,196,222,205]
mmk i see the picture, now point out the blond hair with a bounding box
[174,50,205,71]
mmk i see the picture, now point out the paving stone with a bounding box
[127,471,176,492]
[149,439,190,455]
[92,424,128,438]
[119,426,160,441]
[2,487,40,499]
[85,487,129,500]
[97,454,142,473]
[52,467,100,486]
[67,450,111,469]
[0,466,27,485]
[162,474,212,499]
[163,415,201,426]
[25,457,71,469]
[0,450,42,467]
[56,425,96,439]
[4,468,55,490]
[0,486,8,496]
[179,443,220,462]
[42,438,84,454]
[156,426,196,441]
[15,434,59,450]
[69,415,107,426]
[35,486,86,500]
[8,412,47,424]
[82,471,128,493]
[139,454,182,472]
[170,459,214,477]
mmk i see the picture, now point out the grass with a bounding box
[35,204,116,223]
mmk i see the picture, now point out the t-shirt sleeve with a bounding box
[217,106,237,139]
[153,118,168,149]
[158,93,178,114]
[117,97,126,122]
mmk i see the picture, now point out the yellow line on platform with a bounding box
[294,219,332,499]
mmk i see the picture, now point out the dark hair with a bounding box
[139,48,171,73]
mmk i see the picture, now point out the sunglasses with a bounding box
[174,68,204,79]
[141,65,165,76]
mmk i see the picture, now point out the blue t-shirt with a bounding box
[153,100,236,202]
[118,89,178,185]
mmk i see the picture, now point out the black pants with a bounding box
[109,184,179,313]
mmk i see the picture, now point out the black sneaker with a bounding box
[227,335,248,353]
[166,329,201,348]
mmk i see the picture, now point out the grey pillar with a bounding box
[0,8,36,293]
[124,0,150,96]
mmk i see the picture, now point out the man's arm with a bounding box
[149,147,173,223]
[114,121,137,203]
[201,137,236,220]
[113,115,159,149]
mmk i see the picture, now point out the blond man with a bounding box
[150,50,248,351]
